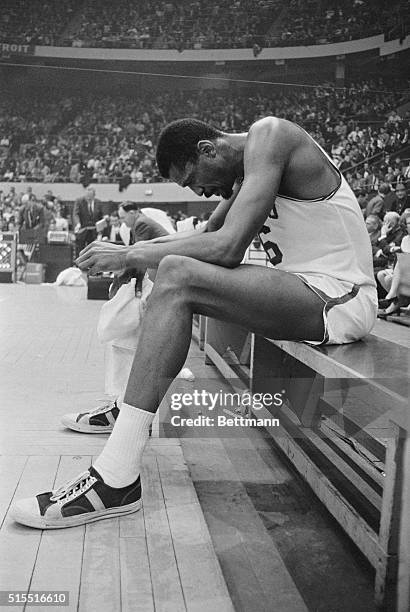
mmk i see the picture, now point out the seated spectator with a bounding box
[99,210,124,243]
[375,211,405,294]
[54,204,69,231]
[365,183,391,220]
[378,212,410,315]
[392,182,410,215]
[1,203,15,226]
[382,182,398,213]
[365,214,382,261]
[356,190,370,215]
[4,186,19,208]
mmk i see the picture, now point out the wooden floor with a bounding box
[0,284,233,612]
[0,282,378,612]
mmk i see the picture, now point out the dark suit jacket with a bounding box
[131,212,169,244]
[73,197,103,228]
[102,223,124,244]
[110,213,169,297]
[382,191,397,214]
[375,226,405,267]
[18,203,45,230]
[391,195,410,216]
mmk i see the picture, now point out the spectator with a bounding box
[382,183,398,213]
[54,204,69,231]
[99,210,124,243]
[365,183,391,219]
[377,212,410,315]
[73,186,103,253]
[366,214,382,257]
[356,190,369,215]
[374,211,405,291]
[18,194,45,230]
[392,182,410,215]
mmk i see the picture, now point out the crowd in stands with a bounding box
[65,0,283,50]
[1,0,408,49]
[274,0,409,47]
[0,79,409,193]
[0,0,82,46]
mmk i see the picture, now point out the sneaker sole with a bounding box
[11,499,142,529]
[61,417,114,434]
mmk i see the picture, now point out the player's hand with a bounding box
[76,241,129,274]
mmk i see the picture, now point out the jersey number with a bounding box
[262,240,283,265]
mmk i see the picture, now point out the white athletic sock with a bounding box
[93,402,154,488]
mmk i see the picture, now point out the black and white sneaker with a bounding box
[61,400,119,433]
[10,466,142,529]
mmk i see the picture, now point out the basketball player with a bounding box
[11,117,377,528]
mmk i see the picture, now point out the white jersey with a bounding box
[258,137,376,289]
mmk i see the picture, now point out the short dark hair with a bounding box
[120,201,140,212]
[110,210,119,218]
[156,118,224,179]
[379,183,391,195]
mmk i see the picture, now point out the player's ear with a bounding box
[197,140,216,158]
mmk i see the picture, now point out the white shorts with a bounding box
[295,273,378,345]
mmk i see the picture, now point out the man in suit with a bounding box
[18,194,45,231]
[364,183,390,219]
[73,186,103,254]
[110,201,170,290]
[118,202,169,244]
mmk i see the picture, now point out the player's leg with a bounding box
[123,253,324,414]
[11,254,324,528]
[92,254,323,487]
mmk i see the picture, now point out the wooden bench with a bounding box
[202,316,410,612]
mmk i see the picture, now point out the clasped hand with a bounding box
[76,241,129,275]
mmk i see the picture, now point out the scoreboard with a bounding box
[0,231,17,282]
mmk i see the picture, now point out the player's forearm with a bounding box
[149,227,205,244]
[206,181,242,232]
[125,230,235,269]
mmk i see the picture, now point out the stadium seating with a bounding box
[0,81,408,190]
[0,0,408,49]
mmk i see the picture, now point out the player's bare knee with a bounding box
[155,254,195,292]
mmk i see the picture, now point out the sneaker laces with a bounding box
[89,399,117,416]
[50,470,94,502]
